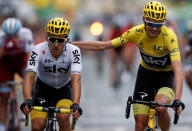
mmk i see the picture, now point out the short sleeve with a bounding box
[70,46,82,75]
[165,30,181,61]
[25,46,40,73]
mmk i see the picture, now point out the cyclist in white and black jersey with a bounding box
[20,18,82,131]
[26,41,81,88]
[0,18,34,131]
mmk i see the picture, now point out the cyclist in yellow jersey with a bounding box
[72,1,185,131]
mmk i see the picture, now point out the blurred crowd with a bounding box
[1,0,192,87]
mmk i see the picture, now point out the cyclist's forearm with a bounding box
[72,41,113,51]
[71,74,81,104]
[23,72,36,100]
[174,71,183,100]
[173,62,183,100]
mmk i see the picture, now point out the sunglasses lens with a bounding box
[57,39,65,43]
[48,37,65,44]
[49,38,56,43]
[146,20,163,28]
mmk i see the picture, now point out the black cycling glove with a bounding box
[70,103,83,115]
[20,99,32,111]
[172,99,185,111]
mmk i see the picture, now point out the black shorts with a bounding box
[133,65,174,101]
[32,77,72,107]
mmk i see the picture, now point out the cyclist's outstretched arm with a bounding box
[72,40,113,51]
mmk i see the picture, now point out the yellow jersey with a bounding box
[112,24,181,71]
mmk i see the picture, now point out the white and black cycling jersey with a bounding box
[26,42,82,89]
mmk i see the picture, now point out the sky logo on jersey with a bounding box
[29,51,38,66]
[141,51,171,69]
[73,50,80,64]
[44,64,70,73]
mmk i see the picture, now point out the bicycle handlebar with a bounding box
[125,96,180,124]
[31,106,71,113]
[25,106,76,130]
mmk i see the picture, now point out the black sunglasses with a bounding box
[48,37,67,44]
[145,19,165,28]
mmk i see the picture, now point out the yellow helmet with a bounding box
[46,18,70,37]
[143,1,167,21]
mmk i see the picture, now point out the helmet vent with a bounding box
[152,12,155,18]
[55,28,59,33]
[161,13,165,18]
[60,27,64,33]
[156,13,160,19]
[51,27,54,32]
[148,11,151,16]
[64,28,67,33]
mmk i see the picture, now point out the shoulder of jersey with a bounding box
[19,27,32,35]
[33,42,47,50]
[66,43,80,50]
[131,24,145,34]
[160,26,176,38]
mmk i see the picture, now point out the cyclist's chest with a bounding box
[4,39,26,54]
[136,37,171,69]
[39,52,71,74]
[136,37,168,56]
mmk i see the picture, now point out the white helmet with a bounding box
[2,18,22,36]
